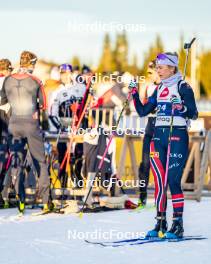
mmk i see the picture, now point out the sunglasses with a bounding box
[156,53,175,64]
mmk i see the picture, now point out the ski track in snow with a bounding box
[0,198,211,264]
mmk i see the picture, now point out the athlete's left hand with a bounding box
[171,96,183,110]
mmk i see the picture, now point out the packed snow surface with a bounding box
[0,198,210,264]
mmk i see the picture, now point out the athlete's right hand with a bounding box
[128,80,137,89]
[128,80,138,94]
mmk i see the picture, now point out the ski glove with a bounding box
[170,96,183,111]
[128,80,138,94]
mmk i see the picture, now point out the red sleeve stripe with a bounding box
[30,74,47,110]
[40,83,47,110]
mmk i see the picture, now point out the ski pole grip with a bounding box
[184,38,196,49]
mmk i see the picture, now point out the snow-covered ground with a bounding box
[0,198,210,264]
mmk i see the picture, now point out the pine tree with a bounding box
[199,51,211,97]
[142,35,164,75]
[98,33,114,73]
[130,54,139,76]
[71,56,81,68]
[113,31,128,72]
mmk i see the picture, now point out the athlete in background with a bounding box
[138,60,160,207]
[50,64,86,186]
[0,59,13,201]
[0,51,50,214]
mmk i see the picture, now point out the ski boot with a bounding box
[136,192,147,210]
[147,212,168,238]
[139,192,147,206]
[42,203,51,214]
[138,192,147,207]
[18,201,25,215]
[165,216,184,239]
[3,200,9,209]
[136,200,145,210]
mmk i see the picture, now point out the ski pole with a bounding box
[79,92,132,217]
[77,76,93,119]
[55,128,62,146]
[183,38,196,80]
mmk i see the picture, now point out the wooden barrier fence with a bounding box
[116,131,211,201]
[3,108,210,206]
